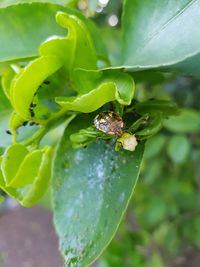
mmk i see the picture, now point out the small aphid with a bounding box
[29,122,36,126]
[22,121,28,126]
[6,130,12,135]
[94,112,124,137]
[30,102,36,108]
[29,108,35,118]
[43,80,50,85]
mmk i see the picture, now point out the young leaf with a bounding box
[53,119,145,266]
[1,144,28,185]
[21,146,52,207]
[8,150,43,188]
[9,112,25,132]
[55,83,116,112]
[9,11,99,120]
[56,70,135,112]
[55,11,97,72]
[121,0,200,74]
[10,55,63,120]
[1,65,15,99]
[0,145,52,207]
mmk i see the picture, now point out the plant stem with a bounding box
[21,109,76,147]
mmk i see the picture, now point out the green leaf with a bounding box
[1,65,15,99]
[21,146,52,207]
[10,55,63,120]
[1,143,28,185]
[167,135,190,164]
[164,109,200,133]
[55,11,97,72]
[135,100,180,116]
[121,0,200,73]
[9,112,25,131]
[100,27,121,66]
[0,111,12,148]
[135,113,163,139]
[53,118,144,266]
[144,135,166,160]
[0,82,11,112]
[0,4,103,64]
[0,3,67,62]
[0,145,52,207]
[0,0,75,8]
[9,150,43,188]
[169,53,200,76]
[9,11,98,120]
[56,83,116,112]
[56,70,135,112]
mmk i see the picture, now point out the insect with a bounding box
[5,130,12,135]
[29,107,35,118]
[29,101,37,118]
[94,112,124,137]
[43,80,50,85]
[22,121,28,126]
[30,102,36,108]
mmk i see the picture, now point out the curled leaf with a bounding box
[1,65,15,99]
[1,143,28,185]
[8,11,98,121]
[56,70,135,112]
[9,112,26,134]
[10,55,63,120]
[0,144,52,207]
[55,11,97,71]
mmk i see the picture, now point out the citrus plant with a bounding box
[0,0,200,266]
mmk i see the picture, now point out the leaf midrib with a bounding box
[125,0,198,60]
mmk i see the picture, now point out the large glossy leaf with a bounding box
[53,119,144,266]
[0,3,107,63]
[0,3,66,62]
[121,0,200,74]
